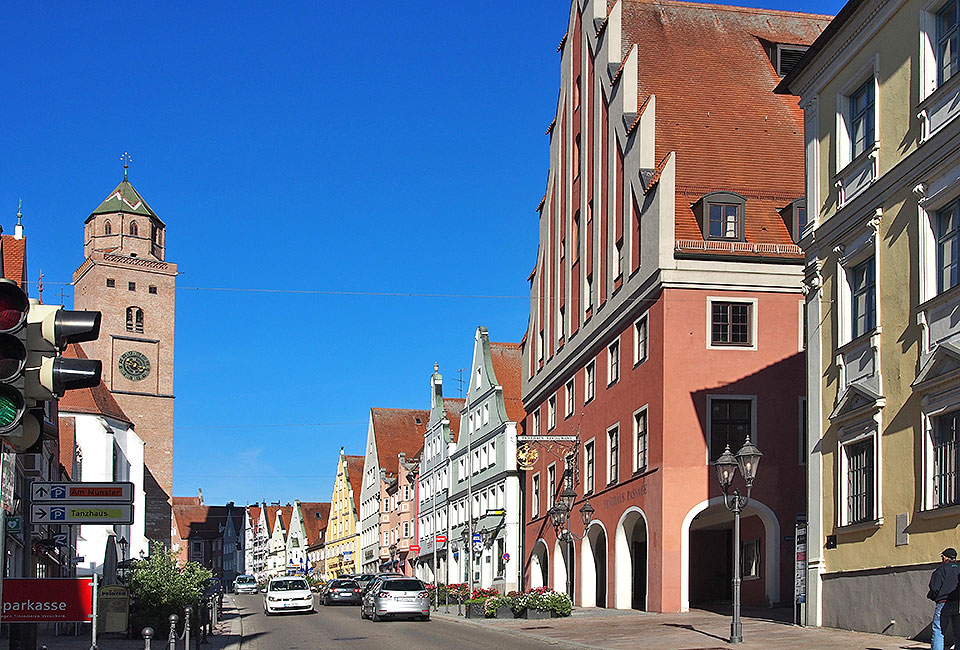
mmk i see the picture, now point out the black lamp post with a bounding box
[714,438,762,644]
[118,536,128,561]
[548,480,595,600]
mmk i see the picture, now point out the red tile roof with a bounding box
[173,496,202,506]
[300,502,330,546]
[57,344,131,424]
[620,0,828,250]
[247,505,261,528]
[1,236,26,289]
[264,505,280,531]
[371,408,429,472]
[489,342,524,423]
[444,398,465,443]
[58,416,75,479]
[345,455,365,515]
[172,504,243,540]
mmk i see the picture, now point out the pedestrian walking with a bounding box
[928,547,960,650]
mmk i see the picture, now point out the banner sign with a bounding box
[794,521,807,604]
[516,435,577,443]
[1,578,93,623]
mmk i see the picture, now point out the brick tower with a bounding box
[72,171,177,546]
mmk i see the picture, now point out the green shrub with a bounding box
[127,547,213,636]
[483,594,514,617]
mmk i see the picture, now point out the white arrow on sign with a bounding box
[31,504,134,525]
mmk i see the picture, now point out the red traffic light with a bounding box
[0,281,28,333]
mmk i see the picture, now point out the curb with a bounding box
[429,611,606,650]
[221,596,243,650]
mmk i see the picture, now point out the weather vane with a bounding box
[120,152,132,181]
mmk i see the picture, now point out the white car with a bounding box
[234,574,258,594]
[263,577,315,615]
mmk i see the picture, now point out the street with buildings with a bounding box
[3,0,960,647]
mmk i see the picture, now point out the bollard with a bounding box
[168,614,178,650]
[142,626,154,650]
[184,606,191,649]
[212,597,219,627]
[199,600,209,645]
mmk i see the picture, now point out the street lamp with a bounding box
[548,480,595,601]
[118,536,128,561]
[714,439,763,644]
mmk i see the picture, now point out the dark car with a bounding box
[355,574,377,590]
[322,579,362,605]
[203,578,224,608]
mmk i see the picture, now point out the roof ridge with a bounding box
[623,0,833,20]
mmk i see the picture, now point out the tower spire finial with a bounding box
[14,199,23,239]
[120,151,132,181]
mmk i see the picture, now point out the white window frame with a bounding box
[548,394,557,430]
[547,464,556,509]
[835,57,880,175]
[919,381,960,511]
[533,410,541,437]
[836,229,879,347]
[633,406,649,474]
[583,436,596,494]
[706,296,758,350]
[531,472,541,518]
[705,394,758,465]
[634,313,649,365]
[607,339,620,385]
[585,360,596,403]
[565,378,575,417]
[837,420,882,527]
[607,423,620,486]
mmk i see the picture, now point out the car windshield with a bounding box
[381,579,425,591]
[236,576,255,583]
[271,579,308,591]
[331,580,358,588]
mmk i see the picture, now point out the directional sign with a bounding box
[472,533,481,543]
[516,435,577,443]
[31,505,133,525]
[32,482,134,504]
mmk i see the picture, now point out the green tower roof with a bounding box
[88,179,162,224]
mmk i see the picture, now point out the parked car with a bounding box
[323,579,362,606]
[354,574,377,590]
[233,574,258,594]
[360,577,429,622]
[262,577,315,615]
[203,578,224,608]
[361,573,403,597]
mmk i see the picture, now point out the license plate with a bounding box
[397,597,414,602]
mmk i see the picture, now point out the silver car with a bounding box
[360,577,430,622]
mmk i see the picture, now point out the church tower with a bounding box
[72,171,177,546]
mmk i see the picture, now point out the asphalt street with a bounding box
[233,594,564,650]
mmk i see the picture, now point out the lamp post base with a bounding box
[729,620,743,644]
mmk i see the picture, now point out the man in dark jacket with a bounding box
[928,548,960,650]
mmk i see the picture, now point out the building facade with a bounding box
[415,369,463,584]
[72,175,177,546]
[447,328,524,592]
[359,408,428,573]
[778,0,960,634]
[324,449,363,577]
[521,0,825,613]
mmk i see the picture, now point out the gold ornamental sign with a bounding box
[517,444,539,470]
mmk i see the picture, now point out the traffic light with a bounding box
[0,279,29,437]
[25,301,102,402]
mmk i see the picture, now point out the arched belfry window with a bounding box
[104,220,112,235]
[125,307,144,333]
[129,221,138,236]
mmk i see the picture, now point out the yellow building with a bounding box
[323,448,364,577]
[778,0,960,636]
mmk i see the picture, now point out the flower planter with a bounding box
[465,603,486,618]
[494,605,513,619]
[521,608,552,620]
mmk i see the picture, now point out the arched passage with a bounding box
[553,538,573,597]
[680,497,780,612]
[614,506,648,610]
[580,521,608,607]
[530,539,548,589]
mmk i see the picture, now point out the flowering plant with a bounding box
[484,594,515,617]
[514,587,572,616]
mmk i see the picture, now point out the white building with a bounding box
[59,343,147,574]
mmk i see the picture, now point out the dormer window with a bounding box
[781,198,808,242]
[775,45,808,77]
[696,192,747,241]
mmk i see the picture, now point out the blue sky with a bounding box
[0,0,843,508]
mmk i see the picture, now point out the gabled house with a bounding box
[265,503,290,577]
[243,504,264,579]
[324,449,364,577]
[171,497,243,584]
[359,408,428,573]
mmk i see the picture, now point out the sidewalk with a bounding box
[431,606,930,650]
[32,596,241,650]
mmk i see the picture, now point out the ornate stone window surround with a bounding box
[919,0,960,142]
[835,413,884,531]
[916,376,960,513]
[834,56,881,207]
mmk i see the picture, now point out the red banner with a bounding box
[1,578,93,622]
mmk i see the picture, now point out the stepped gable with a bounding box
[345,455,365,515]
[371,408,430,470]
[619,0,828,247]
[58,343,131,424]
[300,502,331,546]
[489,341,524,423]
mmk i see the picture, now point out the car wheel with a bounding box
[360,606,367,620]
[420,615,430,622]
[371,610,381,622]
